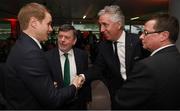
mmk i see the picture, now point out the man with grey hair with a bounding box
[81,5,148,109]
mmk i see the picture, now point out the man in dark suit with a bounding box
[4,3,83,109]
[0,63,9,109]
[45,24,91,109]
[115,14,180,109]
[80,5,149,109]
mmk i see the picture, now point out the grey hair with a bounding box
[98,5,125,26]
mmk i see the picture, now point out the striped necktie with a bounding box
[113,41,120,68]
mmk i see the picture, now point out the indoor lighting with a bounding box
[130,16,140,20]
[83,15,86,19]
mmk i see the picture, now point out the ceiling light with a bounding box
[130,17,140,20]
[83,15,86,19]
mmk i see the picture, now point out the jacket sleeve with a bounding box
[115,61,155,109]
[19,50,76,108]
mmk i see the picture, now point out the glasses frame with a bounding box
[142,30,164,36]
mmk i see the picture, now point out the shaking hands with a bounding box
[72,74,85,89]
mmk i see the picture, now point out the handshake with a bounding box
[72,74,85,89]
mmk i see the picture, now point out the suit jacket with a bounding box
[4,32,77,109]
[85,32,147,109]
[0,63,9,109]
[115,45,180,109]
[45,47,91,109]
[0,63,5,95]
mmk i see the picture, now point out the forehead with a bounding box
[144,20,156,30]
[44,12,52,21]
[59,30,74,36]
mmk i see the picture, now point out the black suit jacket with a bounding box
[0,63,9,109]
[115,45,180,109]
[0,63,5,95]
[85,32,147,109]
[4,32,77,109]
[45,47,91,109]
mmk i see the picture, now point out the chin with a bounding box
[44,38,48,41]
[43,36,48,41]
[59,48,66,52]
[106,37,111,40]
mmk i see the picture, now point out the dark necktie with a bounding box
[113,41,120,67]
[64,53,70,86]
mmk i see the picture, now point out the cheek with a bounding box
[57,39,61,43]
[142,38,150,46]
[145,38,155,48]
[105,27,113,36]
[111,24,119,32]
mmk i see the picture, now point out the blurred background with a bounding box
[0,0,169,39]
[0,0,171,62]
[1,0,180,109]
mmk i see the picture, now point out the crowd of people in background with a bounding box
[0,38,16,62]
[0,30,100,63]
[1,2,180,110]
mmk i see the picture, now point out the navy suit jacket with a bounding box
[0,63,9,109]
[45,47,91,109]
[85,32,147,109]
[4,32,77,109]
[115,45,180,109]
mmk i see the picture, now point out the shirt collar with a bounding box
[116,30,125,45]
[59,49,73,56]
[29,35,42,49]
[150,44,175,56]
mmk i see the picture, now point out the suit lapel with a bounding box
[73,49,80,75]
[105,41,121,73]
[125,33,134,73]
[20,32,41,50]
[52,48,64,87]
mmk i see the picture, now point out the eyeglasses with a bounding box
[142,30,164,36]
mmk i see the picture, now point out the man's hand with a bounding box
[72,75,85,89]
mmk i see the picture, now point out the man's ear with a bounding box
[118,22,121,30]
[30,17,37,28]
[160,31,169,42]
[73,37,77,45]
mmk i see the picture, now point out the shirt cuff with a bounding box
[79,74,86,81]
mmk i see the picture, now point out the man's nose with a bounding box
[100,26,105,32]
[61,37,66,41]
[139,34,144,40]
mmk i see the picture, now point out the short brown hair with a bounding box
[147,14,179,43]
[18,2,50,30]
[58,24,77,39]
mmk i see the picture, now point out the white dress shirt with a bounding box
[59,49,77,84]
[113,31,126,80]
[28,35,42,49]
[150,44,175,56]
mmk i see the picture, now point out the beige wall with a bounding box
[169,0,180,52]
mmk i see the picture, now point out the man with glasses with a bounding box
[115,14,180,109]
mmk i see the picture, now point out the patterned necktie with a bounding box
[64,53,70,86]
[113,41,120,67]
